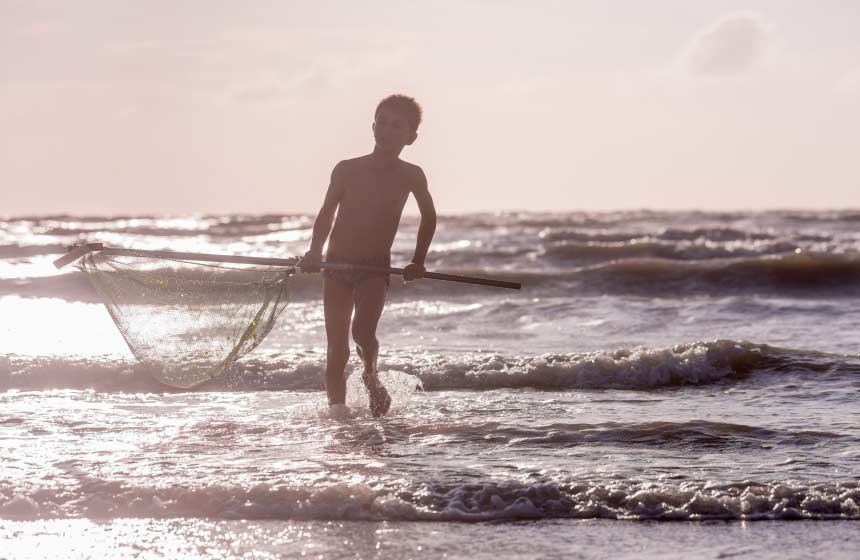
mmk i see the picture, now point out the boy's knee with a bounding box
[351,325,376,349]
[328,343,349,362]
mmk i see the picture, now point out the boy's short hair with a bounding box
[375,94,422,132]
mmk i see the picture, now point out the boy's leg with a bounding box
[323,276,354,405]
[352,276,391,416]
[352,276,387,377]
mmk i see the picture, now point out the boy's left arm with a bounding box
[403,168,437,281]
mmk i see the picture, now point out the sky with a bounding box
[2,0,859,216]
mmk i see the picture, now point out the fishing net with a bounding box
[79,252,290,388]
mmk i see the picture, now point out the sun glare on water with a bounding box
[0,296,128,357]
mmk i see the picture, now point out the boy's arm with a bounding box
[404,168,437,280]
[300,163,345,272]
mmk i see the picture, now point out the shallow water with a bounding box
[1,211,859,557]
[3,519,860,559]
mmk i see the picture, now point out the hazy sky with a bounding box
[2,1,859,215]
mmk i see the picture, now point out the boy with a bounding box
[299,94,437,417]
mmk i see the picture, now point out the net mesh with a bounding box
[79,252,290,388]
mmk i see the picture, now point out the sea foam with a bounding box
[2,340,856,392]
[2,478,858,521]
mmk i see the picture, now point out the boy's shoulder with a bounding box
[394,160,427,193]
[336,156,425,181]
[399,159,425,177]
[336,155,366,168]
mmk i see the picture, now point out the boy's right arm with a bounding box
[300,163,345,272]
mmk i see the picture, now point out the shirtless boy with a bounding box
[299,94,437,417]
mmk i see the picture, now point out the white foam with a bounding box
[3,340,830,392]
[344,369,423,414]
[2,479,858,521]
[302,370,423,420]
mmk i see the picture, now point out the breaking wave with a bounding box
[2,478,858,521]
[3,340,857,392]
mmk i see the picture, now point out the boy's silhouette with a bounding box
[300,94,436,417]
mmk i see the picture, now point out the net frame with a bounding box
[68,245,297,388]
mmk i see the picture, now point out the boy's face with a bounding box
[373,106,416,152]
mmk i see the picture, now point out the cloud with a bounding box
[680,13,771,76]
[228,45,412,106]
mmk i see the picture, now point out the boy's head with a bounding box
[373,94,422,150]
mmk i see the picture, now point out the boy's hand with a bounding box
[402,261,425,282]
[298,250,322,273]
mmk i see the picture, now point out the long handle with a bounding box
[52,244,523,290]
[321,262,521,290]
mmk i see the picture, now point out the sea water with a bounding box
[1,211,859,558]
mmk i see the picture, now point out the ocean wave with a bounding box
[4,340,857,392]
[0,243,67,259]
[659,227,777,242]
[540,226,779,244]
[575,252,860,296]
[1,478,857,521]
[2,215,309,240]
[392,420,847,453]
[539,229,648,243]
[540,239,801,262]
[780,211,860,223]
[0,272,103,303]
[41,220,310,239]
[435,213,629,230]
[5,251,860,302]
[393,419,845,450]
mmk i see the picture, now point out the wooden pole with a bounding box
[321,262,521,290]
[53,244,522,290]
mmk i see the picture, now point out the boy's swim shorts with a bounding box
[323,255,391,289]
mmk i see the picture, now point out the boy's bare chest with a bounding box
[341,169,411,209]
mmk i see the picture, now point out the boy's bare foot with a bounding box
[362,371,391,417]
[357,346,391,417]
[328,403,353,419]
